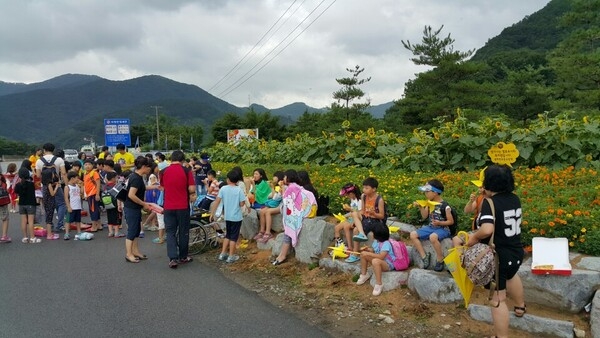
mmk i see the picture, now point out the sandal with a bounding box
[253,232,264,241]
[22,237,29,243]
[514,305,527,317]
[29,237,41,244]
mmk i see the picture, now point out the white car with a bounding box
[64,149,79,162]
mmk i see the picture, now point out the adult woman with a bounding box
[124,156,152,263]
[248,168,270,209]
[466,165,526,338]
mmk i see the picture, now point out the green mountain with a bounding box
[471,0,572,62]
[0,75,247,147]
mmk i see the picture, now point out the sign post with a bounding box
[104,119,131,147]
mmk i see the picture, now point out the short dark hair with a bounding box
[273,171,284,182]
[170,150,185,162]
[54,149,64,158]
[226,169,240,183]
[43,143,55,152]
[156,152,166,161]
[106,171,118,181]
[71,161,81,168]
[427,179,444,194]
[84,159,95,165]
[372,223,390,242]
[96,158,105,166]
[67,171,79,180]
[116,143,126,150]
[207,170,217,177]
[362,177,379,189]
[104,160,114,168]
[134,156,149,169]
[483,165,515,193]
[101,146,109,151]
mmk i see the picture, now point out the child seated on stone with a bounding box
[356,222,396,296]
[332,183,362,248]
[409,179,454,272]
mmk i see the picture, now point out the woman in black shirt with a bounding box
[124,157,152,263]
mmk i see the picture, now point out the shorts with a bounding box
[225,220,241,241]
[19,205,36,215]
[362,217,384,235]
[157,213,165,230]
[106,208,121,226]
[69,209,82,223]
[87,196,101,221]
[0,205,8,221]
[416,225,450,241]
[487,248,524,291]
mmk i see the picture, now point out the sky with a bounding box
[0,0,551,109]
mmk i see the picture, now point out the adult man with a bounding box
[35,143,68,240]
[113,143,135,171]
[160,150,195,269]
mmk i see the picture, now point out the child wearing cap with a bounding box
[409,179,454,272]
[331,183,362,248]
[453,169,488,248]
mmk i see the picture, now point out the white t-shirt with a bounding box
[67,184,82,210]
[349,198,362,211]
[35,154,65,182]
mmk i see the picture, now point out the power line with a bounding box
[209,0,299,92]
[217,0,328,98]
[218,0,337,99]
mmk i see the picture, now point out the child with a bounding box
[453,176,487,248]
[83,159,102,232]
[4,162,19,213]
[105,172,125,238]
[345,177,386,263]
[141,174,160,235]
[14,168,39,243]
[356,223,396,296]
[198,170,220,211]
[332,183,362,248]
[152,189,166,244]
[64,171,83,240]
[0,174,11,243]
[409,179,454,271]
[211,169,246,264]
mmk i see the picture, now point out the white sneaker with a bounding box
[372,284,383,296]
[356,273,371,285]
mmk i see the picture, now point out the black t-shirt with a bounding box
[476,192,523,254]
[14,180,36,206]
[194,161,211,184]
[124,172,146,209]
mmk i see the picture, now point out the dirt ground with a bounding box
[196,240,592,338]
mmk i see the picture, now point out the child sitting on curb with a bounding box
[409,179,454,272]
[356,222,396,296]
[332,183,362,248]
[345,177,386,263]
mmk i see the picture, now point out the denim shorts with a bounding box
[19,205,36,215]
[416,225,451,241]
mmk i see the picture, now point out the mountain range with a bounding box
[0,73,392,147]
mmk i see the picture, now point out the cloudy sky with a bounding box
[0,0,550,108]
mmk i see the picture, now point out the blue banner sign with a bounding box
[104,118,131,146]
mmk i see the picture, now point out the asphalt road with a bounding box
[0,211,328,338]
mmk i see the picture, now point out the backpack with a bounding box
[381,239,410,271]
[440,201,458,236]
[363,194,389,224]
[40,156,59,185]
[462,242,496,286]
[316,195,330,216]
[101,189,116,209]
[0,177,10,206]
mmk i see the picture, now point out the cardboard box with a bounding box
[531,237,572,276]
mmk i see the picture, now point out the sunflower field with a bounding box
[203,112,600,254]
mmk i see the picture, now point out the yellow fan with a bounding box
[415,200,441,212]
[327,243,361,260]
[333,213,347,222]
[388,226,400,233]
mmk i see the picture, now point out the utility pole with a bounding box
[151,105,162,145]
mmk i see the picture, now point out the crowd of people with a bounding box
[0,142,524,337]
